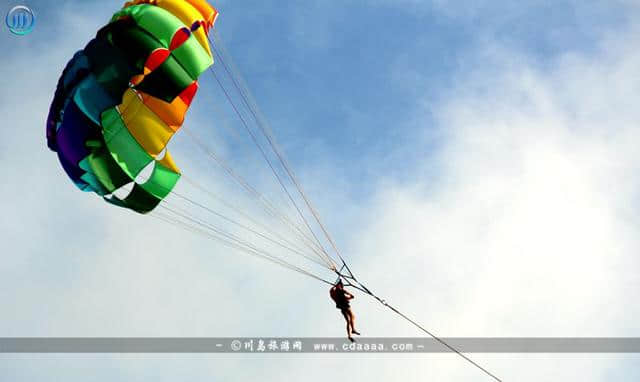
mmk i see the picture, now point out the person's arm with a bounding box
[345,291,354,300]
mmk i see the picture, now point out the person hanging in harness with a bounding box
[330,280,361,342]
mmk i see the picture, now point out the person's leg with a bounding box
[341,309,353,340]
[348,309,360,335]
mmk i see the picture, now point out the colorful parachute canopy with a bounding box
[46,0,218,213]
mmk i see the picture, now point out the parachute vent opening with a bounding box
[135,161,156,184]
[155,147,167,161]
[111,181,135,200]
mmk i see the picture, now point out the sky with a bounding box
[1,0,640,381]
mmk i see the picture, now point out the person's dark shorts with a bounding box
[336,303,350,310]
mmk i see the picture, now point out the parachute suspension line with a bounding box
[181,175,322,263]
[209,33,346,268]
[182,128,334,266]
[165,187,331,268]
[206,65,338,269]
[205,65,328,254]
[151,206,335,286]
[156,201,334,284]
[182,128,328,259]
[115,175,333,275]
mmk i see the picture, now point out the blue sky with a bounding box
[2,0,640,381]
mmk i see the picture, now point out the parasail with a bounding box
[46,0,218,213]
[44,0,344,285]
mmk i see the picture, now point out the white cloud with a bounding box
[334,17,640,381]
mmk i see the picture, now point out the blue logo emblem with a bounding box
[6,5,35,36]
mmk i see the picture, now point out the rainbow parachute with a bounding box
[46,0,218,213]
